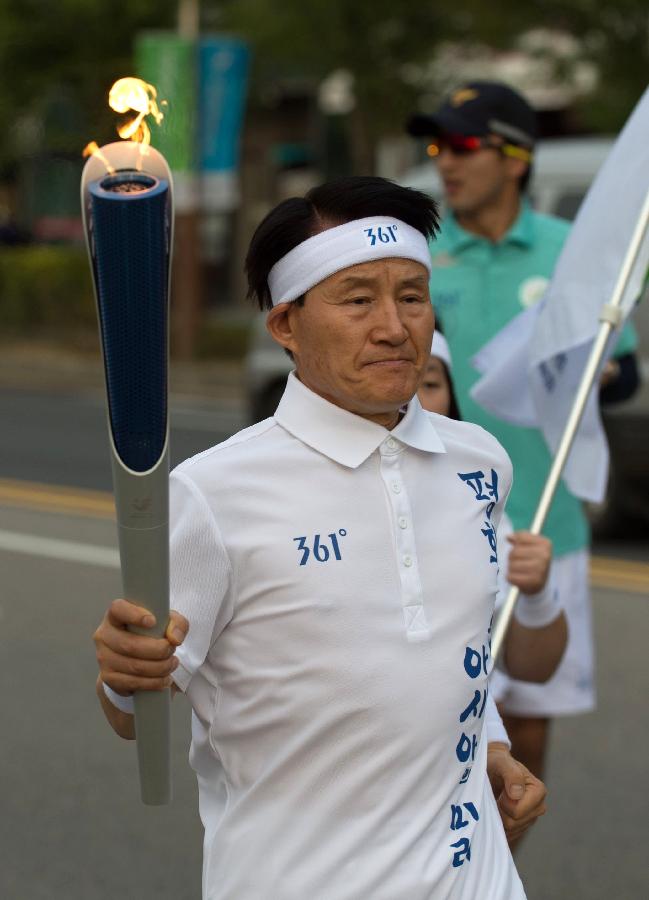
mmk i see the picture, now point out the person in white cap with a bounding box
[94,176,549,899]
[408,81,638,788]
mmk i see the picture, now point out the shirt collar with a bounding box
[443,198,535,252]
[440,213,478,254]
[274,372,446,468]
[505,199,535,247]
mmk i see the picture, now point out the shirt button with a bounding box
[403,555,413,567]
[386,437,397,450]
[398,517,408,529]
[392,482,401,494]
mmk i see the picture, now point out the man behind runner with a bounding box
[94,177,547,898]
[407,82,639,785]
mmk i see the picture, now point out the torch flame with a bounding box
[83,77,165,171]
[82,141,116,174]
[109,77,165,148]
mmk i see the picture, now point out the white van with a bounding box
[244,138,648,532]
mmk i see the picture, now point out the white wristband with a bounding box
[102,681,135,715]
[514,583,561,629]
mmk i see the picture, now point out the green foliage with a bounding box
[0,0,177,168]
[220,0,453,136]
[0,244,251,359]
[459,0,649,132]
[0,0,646,179]
[0,245,96,333]
[213,0,649,153]
[194,318,250,360]
[0,0,646,175]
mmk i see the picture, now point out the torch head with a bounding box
[81,143,174,474]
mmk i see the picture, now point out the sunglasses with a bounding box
[426,133,532,162]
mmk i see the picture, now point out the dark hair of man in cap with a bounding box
[246,176,440,311]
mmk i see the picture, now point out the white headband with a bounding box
[268,216,432,306]
[431,331,452,369]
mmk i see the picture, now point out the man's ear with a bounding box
[266,302,299,356]
[505,155,528,184]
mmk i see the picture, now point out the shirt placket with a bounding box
[379,437,430,642]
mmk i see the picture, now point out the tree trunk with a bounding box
[347,104,376,175]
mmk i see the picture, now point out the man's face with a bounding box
[435,136,519,217]
[267,257,434,425]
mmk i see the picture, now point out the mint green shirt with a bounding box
[430,201,637,557]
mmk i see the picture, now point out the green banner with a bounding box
[135,32,196,173]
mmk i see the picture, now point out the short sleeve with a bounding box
[495,514,513,612]
[170,469,233,691]
[484,691,510,749]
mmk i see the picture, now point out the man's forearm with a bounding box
[96,675,136,740]
[504,613,568,683]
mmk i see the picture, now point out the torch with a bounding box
[81,79,173,805]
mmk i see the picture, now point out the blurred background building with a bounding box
[1,10,648,899]
[1,0,647,347]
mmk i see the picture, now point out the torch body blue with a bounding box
[82,145,174,805]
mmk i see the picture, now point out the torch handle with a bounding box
[132,677,171,806]
[113,452,171,805]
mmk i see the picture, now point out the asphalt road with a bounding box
[1,387,648,899]
[0,503,203,900]
[1,387,244,491]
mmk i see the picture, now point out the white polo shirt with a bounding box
[171,373,525,900]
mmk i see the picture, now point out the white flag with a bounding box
[471,304,539,428]
[471,87,649,503]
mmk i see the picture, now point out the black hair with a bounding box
[519,160,533,194]
[431,319,462,421]
[440,360,462,421]
[245,176,440,310]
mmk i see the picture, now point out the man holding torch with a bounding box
[94,176,547,897]
[407,82,639,789]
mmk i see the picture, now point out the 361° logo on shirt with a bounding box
[293,530,347,566]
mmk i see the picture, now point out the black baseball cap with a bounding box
[406,81,537,148]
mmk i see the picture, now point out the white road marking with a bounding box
[0,529,119,568]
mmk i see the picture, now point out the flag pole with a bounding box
[492,185,649,663]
